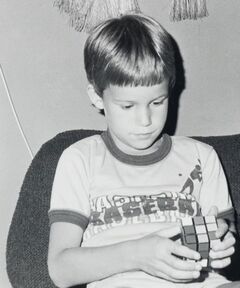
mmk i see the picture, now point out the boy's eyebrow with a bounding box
[114,94,168,103]
[114,99,134,103]
[152,94,168,101]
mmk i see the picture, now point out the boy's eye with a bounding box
[153,101,162,105]
[152,97,167,106]
[121,104,133,110]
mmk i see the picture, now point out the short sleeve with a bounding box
[199,147,233,215]
[48,146,91,230]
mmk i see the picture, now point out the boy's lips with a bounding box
[134,130,155,135]
[133,131,155,138]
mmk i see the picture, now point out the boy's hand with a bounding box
[135,225,202,282]
[207,206,236,269]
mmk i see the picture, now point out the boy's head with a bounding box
[84,14,176,154]
[84,13,176,97]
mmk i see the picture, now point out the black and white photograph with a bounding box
[1,1,240,287]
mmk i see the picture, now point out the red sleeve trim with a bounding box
[48,209,89,230]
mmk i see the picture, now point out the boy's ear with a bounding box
[87,84,104,110]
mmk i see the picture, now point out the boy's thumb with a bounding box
[207,205,218,216]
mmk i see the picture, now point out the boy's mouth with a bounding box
[134,130,155,135]
[134,132,154,138]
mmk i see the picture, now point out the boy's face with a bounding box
[91,80,169,155]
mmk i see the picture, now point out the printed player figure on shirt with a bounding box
[180,216,220,270]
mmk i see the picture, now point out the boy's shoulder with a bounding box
[170,135,214,154]
[61,134,105,159]
[68,134,104,151]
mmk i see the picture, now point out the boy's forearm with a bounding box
[48,239,138,288]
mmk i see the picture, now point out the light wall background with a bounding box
[1,0,240,287]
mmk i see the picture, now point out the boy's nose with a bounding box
[137,108,152,126]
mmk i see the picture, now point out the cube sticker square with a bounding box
[180,215,219,271]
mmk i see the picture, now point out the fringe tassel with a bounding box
[54,0,141,32]
[170,0,208,21]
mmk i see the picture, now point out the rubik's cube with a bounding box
[180,216,221,270]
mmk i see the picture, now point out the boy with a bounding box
[48,14,236,288]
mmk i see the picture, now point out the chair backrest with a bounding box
[6,130,101,288]
[6,130,240,287]
[193,134,240,230]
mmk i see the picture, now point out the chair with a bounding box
[6,130,240,287]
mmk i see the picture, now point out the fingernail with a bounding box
[196,263,202,270]
[193,271,200,278]
[194,252,201,260]
[209,250,214,258]
[211,239,221,250]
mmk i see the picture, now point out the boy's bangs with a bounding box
[85,14,176,94]
[104,52,166,88]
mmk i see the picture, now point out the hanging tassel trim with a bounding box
[170,0,208,22]
[54,0,141,32]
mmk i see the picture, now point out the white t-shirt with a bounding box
[49,132,232,288]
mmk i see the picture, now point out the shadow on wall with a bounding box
[163,35,185,136]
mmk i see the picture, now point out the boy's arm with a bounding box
[48,222,137,288]
[48,222,202,288]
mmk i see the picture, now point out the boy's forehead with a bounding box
[105,82,169,100]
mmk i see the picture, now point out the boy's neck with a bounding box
[101,130,172,166]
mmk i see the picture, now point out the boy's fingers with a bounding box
[210,257,231,269]
[211,232,236,251]
[163,264,200,281]
[210,246,235,259]
[164,253,202,272]
[171,242,201,261]
[155,260,201,281]
[216,219,229,238]
[207,207,229,238]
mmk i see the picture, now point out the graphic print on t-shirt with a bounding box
[180,159,202,194]
[83,161,203,240]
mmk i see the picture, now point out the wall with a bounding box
[1,0,240,286]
